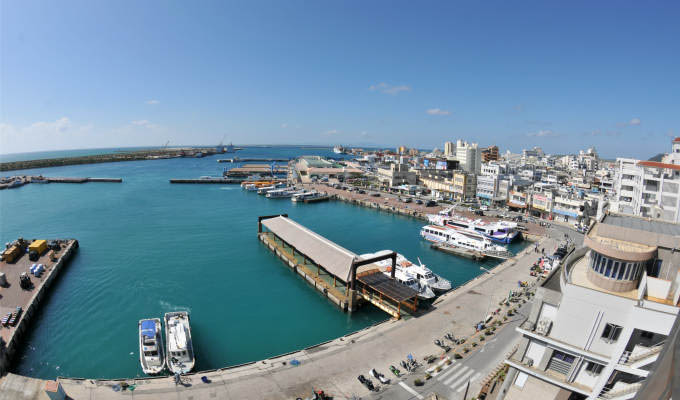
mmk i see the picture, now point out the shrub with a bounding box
[472,342,478,347]
[454,353,463,359]
[425,373,431,380]
[503,316,508,321]
[459,338,466,344]
[485,329,492,335]
[445,359,452,365]
[479,336,485,341]
[435,365,442,372]
[414,378,424,386]
[463,347,470,353]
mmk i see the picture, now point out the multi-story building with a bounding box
[481,145,499,162]
[476,174,505,206]
[444,141,455,157]
[612,139,680,223]
[419,170,456,200]
[501,213,680,400]
[530,191,554,219]
[481,162,507,177]
[453,171,477,201]
[376,163,417,187]
[455,140,482,174]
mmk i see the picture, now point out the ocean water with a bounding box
[0,146,526,379]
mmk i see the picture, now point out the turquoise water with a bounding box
[0,147,526,379]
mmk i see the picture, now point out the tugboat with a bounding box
[138,318,165,375]
[165,311,195,374]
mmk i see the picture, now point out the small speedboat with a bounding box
[139,318,165,375]
[165,311,195,374]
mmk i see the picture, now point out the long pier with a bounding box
[169,178,244,184]
[218,158,290,163]
[0,176,123,190]
[0,147,222,172]
[0,239,79,375]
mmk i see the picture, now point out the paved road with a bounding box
[367,301,533,400]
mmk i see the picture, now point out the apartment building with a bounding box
[501,213,680,400]
[455,140,482,174]
[376,163,417,187]
[476,174,505,206]
[453,171,477,201]
[482,145,499,162]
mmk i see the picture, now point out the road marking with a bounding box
[435,362,461,380]
[451,369,475,392]
[398,381,424,400]
[429,358,454,376]
[443,365,469,385]
[455,372,482,392]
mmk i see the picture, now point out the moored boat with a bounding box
[420,225,513,259]
[165,311,195,374]
[139,318,165,375]
[360,251,436,300]
[428,210,520,244]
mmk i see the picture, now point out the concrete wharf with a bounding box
[169,178,246,184]
[258,215,419,319]
[218,158,291,163]
[0,239,78,375]
[0,176,123,189]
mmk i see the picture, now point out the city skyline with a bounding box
[2,1,679,158]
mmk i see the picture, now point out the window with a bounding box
[585,362,603,375]
[640,330,654,339]
[617,263,626,280]
[605,259,613,277]
[601,323,623,343]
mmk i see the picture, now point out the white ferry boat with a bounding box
[360,251,436,300]
[420,225,508,254]
[138,318,165,375]
[266,188,301,198]
[428,209,519,244]
[291,190,322,202]
[257,183,286,195]
[396,255,451,292]
[165,311,195,374]
[333,145,344,154]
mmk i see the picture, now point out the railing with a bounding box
[598,382,643,399]
[618,341,665,365]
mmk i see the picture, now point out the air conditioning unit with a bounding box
[525,357,534,367]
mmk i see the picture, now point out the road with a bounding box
[367,301,533,400]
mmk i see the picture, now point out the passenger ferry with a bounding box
[420,225,508,254]
[257,182,287,195]
[427,210,519,244]
[360,251,436,300]
[267,188,302,198]
[291,190,323,202]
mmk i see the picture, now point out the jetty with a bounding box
[0,176,122,190]
[0,147,223,172]
[170,178,245,184]
[0,238,79,375]
[258,215,418,319]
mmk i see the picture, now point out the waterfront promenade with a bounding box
[0,235,559,400]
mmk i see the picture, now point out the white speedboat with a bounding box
[165,311,195,374]
[360,251,436,300]
[421,225,508,254]
[139,318,165,375]
[397,256,451,292]
[333,145,344,154]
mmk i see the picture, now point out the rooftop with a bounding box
[603,213,680,236]
[569,251,639,300]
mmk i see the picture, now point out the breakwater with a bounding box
[0,147,221,172]
[0,176,122,190]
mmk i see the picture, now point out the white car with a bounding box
[480,205,489,211]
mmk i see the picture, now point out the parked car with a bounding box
[415,199,424,205]
[358,189,366,194]
[474,210,484,216]
[480,205,489,211]
[426,200,437,207]
[371,192,381,197]
[403,197,412,203]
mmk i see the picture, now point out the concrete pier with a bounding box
[169,178,245,184]
[0,239,78,375]
[218,158,290,163]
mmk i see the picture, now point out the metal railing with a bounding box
[618,341,665,365]
[598,382,642,399]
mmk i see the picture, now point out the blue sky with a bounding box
[1,1,679,158]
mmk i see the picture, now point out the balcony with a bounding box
[598,382,642,400]
[505,355,593,396]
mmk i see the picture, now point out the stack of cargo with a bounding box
[28,239,47,256]
[30,263,45,277]
[1,245,22,263]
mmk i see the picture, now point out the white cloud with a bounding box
[281,123,288,128]
[426,108,451,116]
[25,117,72,134]
[369,82,411,95]
[628,117,641,126]
[360,131,368,137]
[145,99,160,105]
[131,120,150,126]
[527,129,559,137]
[323,129,339,135]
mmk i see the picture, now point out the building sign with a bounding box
[436,160,448,170]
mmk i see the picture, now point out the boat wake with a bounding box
[159,300,191,313]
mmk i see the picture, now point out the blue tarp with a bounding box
[141,320,156,338]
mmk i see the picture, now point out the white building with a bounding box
[444,141,455,157]
[501,213,680,400]
[612,139,680,223]
[455,139,481,174]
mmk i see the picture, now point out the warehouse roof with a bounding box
[261,216,357,283]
